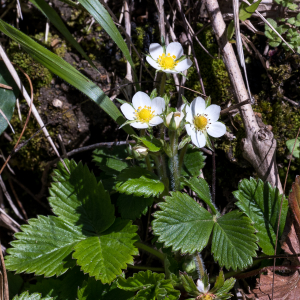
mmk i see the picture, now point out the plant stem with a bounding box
[211,140,216,205]
[135,241,165,261]
[159,72,167,96]
[152,154,169,195]
[169,130,180,191]
[145,156,152,172]
[178,143,188,175]
[127,264,164,272]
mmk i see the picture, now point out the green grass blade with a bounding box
[0,19,134,135]
[29,0,97,70]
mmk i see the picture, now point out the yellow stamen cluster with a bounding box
[197,293,215,300]
[157,53,178,70]
[194,115,208,131]
[135,105,155,123]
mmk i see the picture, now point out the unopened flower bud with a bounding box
[133,146,148,158]
[166,111,184,129]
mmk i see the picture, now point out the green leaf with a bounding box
[153,192,214,253]
[77,277,107,300]
[233,178,288,255]
[182,145,206,177]
[77,0,138,88]
[93,146,130,175]
[182,177,217,215]
[179,273,199,297]
[27,277,62,299]
[0,61,19,136]
[212,210,258,270]
[239,0,262,21]
[265,18,278,32]
[5,215,84,277]
[12,292,52,300]
[287,17,296,25]
[117,194,154,220]
[286,138,300,158]
[116,167,165,198]
[227,20,235,41]
[8,271,23,298]
[49,160,115,235]
[137,136,162,152]
[28,0,96,70]
[73,218,139,284]
[215,277,235,298]
[0,19,134,135]
[269,41,281,47]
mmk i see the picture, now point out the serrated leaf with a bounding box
[73,218,139,284]
[12,292,52,300]
[28,0,96,70]
[286,138,300,158]
[212,210,258,270]
[5,215,84,277]
[153,192,214,253]
[117,194,154,220]
[233,178,288,255]
[182,177,217,215]
[180,273,199,296]
[215,277,236,297]
[0,19,134,135]
[116,167,164,198]
[0,61,19,135]
[49,160,115,235]
[183,145,206,177]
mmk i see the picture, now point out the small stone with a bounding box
[52,99,63,108]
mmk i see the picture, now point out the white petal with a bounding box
[191,97,206,116]
[185,123,194,136]
[191,131,206,148]
[205,104,221,122]
[151,97,165,114]
[207,122,226,138]
[166,42,184,59]
[132,91,151,109]
[180,103,189,112]
[120,103,135,120]
[131,122,148,129]
[186,110,193,123]
[162,69,178,74]
[146,56,161,70]
[149,43,163,60]
[175,58,193,72]
[149,116,163,126]
[175,116,182,128]
[197,279,205,293]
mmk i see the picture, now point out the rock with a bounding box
[52,99,63,108]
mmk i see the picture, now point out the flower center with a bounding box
[135,106,155,123]
[194,115,208,130]
[197,294,215,300]
[157,53,178,70]
[174,112,181,118]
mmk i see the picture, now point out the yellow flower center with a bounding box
[197,294,215,300]
[194,115,208,130]
[135,106,155,123]
[157,53,178,70]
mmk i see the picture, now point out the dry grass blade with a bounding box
[0,109,14,134]
[0,83,12,90]
[272,127,300,299]
[242,0,295,53]
[0,243,8,300]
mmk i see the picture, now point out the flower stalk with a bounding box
[169,129,180,191]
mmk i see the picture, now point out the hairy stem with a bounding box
[159,72,167,96]
[169,130,180,191]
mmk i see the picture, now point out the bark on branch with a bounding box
[205,0,283,193]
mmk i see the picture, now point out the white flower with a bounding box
[185,97,226,148]
[196,279,210,294]
[166,111,184,129]
[120,91,165,129]
[146,42,193,74]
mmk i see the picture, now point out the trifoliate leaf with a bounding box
[117,194,154,220]
[212,210,258,270]
[286,138,300,158]
[5,215,84,277]
[153,192,214,253]
[93,146,129,175]
[73,218,139,284]
[49,160,115,235]
[115,167,165,198]
[12,291,52,300]
[182,145,206,177]
[233,178,288,255]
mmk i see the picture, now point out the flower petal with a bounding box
[163,69,179,74]
[175,58,193,72]
[185,123,194,136]
[132,91,151,109]
[197,279,205,293]
[151,97,165,114]
[207,121,226,138]
[120,103,135,120]
[205,104,221,122]
[191,97,206,116]
[149,43,163,60]
[166,42,184,59]
[191,131,206,148]
[146,56,161,70]
[186,109,193,123]
[130,122,148,129]
[149,116,163,126]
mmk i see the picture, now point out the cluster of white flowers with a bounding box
[120,42,226,149]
